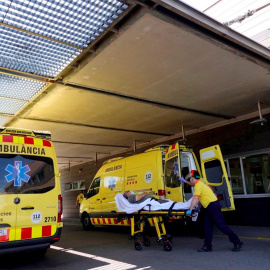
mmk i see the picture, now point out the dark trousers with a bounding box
[204,201,240,247]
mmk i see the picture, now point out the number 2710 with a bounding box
[44,216,56,222]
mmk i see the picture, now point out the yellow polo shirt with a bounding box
[194,180,217,208]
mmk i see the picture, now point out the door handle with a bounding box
[21,207,34,210]
[167,191,171,194]
[96,199,100,201]
[0,224,11,228]
[102,198,106,200]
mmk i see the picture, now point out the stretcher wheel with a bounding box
[135,241,142,251]
[143,237,151,247]
[163,241,172,252]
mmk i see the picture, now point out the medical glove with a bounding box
[179,177,186,183]
[186,210,192,215]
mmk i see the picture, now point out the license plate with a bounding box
[0,229,7,236]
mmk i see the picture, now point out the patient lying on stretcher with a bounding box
[123,190,168,204]
[115,191,193,214]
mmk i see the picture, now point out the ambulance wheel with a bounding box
[143,237,151,247]
[82,214,93,230]
[163,241,172,251]
[135,241,142,251]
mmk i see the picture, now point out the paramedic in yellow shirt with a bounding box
[76,191,84,209]
[187,170,243,252]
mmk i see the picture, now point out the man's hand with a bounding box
[186,210,192,216]
[179,177,186,183]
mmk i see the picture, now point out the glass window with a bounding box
[87,177,101,198]
[204,160,223,184]
[242,154,270,194]
[165,156,180,188]
[180,154,193,196]
[0,154,55,194]
[228,158,244,195]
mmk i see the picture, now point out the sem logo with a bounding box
[5,161,31,187]
[144,171,153,183]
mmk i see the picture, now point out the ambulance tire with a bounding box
[163,241,172,252]
[82,214,93,230]
[135,241,142,251]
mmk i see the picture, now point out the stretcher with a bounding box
[115,194,199,251]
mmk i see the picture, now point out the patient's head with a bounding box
[123,190,131,199]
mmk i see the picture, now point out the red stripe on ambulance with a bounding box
[42,225,51,237]
[24,137,34,144]
[43,140,51,147]
[3,135,13,143]
[21,227,32,239]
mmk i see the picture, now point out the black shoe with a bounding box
[198,245,212,252]
[232,241,244,252]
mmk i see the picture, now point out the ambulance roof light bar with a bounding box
[0,127,51,140]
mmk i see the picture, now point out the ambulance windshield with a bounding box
[0,154,55,194]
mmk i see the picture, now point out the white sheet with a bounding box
[115,193,192,214]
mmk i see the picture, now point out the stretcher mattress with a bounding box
[115,193,192,214]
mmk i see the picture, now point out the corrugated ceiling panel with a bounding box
[0,0,129,48]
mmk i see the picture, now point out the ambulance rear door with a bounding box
[200,145,235,211]
[13,154,59,240]
[164,143,184,202]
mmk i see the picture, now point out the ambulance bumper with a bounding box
[0,227,62,254]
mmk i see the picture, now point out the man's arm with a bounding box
[189,196,199,210]
[135,192,148,201]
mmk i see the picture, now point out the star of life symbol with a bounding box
[108,177,116,191]
[5,161,31,187]
[173,161,179,176]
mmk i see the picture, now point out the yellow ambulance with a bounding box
[80,145,167,229]
[80,143,234,229]
[0,128,63,256]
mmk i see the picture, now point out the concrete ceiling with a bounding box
[5,0,270,169]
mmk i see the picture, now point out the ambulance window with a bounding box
[165,156,180,188]
[204,160,223,184]
[0,154,55,194]
[87,177,100,198]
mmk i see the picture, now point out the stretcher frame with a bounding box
[117,209,194,251]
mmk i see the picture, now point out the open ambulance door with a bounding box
[200,145,235,211]
[164,143,184,202]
